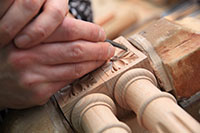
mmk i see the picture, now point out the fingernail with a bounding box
[98,28,106,41]
[108,44,115,58]
[15,35,31,48]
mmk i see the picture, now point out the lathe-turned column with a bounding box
[71,93,131,133]
[114,68,200,133]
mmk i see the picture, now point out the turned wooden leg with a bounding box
[114,68,200,133]
[71,93,131,133]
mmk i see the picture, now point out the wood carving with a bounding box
[55,36,200,132]
[114,68,200,133]
[2,34,200,133]
[58,47,139,100]
[1,5,200,133]
[129,18,200,99]
[55,37,152,131]
[71,93,131,133]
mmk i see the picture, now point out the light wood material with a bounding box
[114,68,200,133]
[93,0,137,39]
[93,0,165,39]
[71,93,131,133]
[55,37,152,131]
[56,36,200,132]
[129,18,200,99]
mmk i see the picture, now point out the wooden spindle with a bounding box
[114,68,200,133]
[71,93,131,133]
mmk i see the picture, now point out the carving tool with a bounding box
[105,39,128,51]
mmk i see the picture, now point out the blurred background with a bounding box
[91,0,200,39]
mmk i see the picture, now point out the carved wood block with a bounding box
[129,18,200,99]
[55,36,152,125]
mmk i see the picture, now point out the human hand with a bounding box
[0,0,68,48]
[0,41,114,109]
[0,0,14,18]
[0,18,115,109]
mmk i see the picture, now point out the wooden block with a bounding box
[55,36,152,130]
[129,18,200,99]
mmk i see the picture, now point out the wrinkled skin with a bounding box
[0,0,68,48]
[0,17,115,109]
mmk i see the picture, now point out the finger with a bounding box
[31,81,70,104]
[14,0,68,48]
[0,0,14,18]
[37,61,105,82]
[30,41,115,65]
[46,81,72,96]
[0,0,45,47]
[17,70,71,107]
[16,81,70,108]
[44,17,106,43]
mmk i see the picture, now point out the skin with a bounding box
[0,0,115,109]
[0,17,115,109]
[0,0,68,48]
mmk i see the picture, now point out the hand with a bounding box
[0,18,115,109]
[0,0,14,18]
[0,0,68,48]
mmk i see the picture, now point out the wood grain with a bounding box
[55,36,152,132]
[114,68,200,133]
[129,18,200,99]
[71,93,131,133]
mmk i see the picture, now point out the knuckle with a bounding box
[18,73,50,106]
[8,52,27,68]
[22,0,41,12]
[62,18,75,36]
[97,44,105,60]
[34,25,47,38]
[99,43,110,60]
[20,75,38,88]
[8,52,34,69]
[89,25,100,40]
[73,64,84,78]
[70,44,84,60]
[48,5,65,22]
